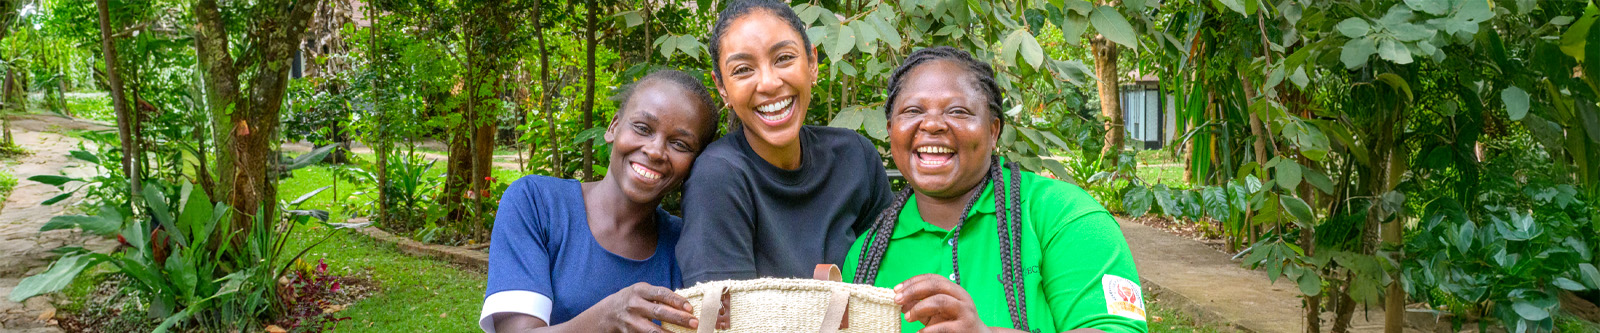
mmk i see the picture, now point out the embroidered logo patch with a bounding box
[1101,274,1146,321]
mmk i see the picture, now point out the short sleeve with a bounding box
[677,156,758,286]
[849,169,1150,333]
[480,180,557,332]
[1036,186,1149,333]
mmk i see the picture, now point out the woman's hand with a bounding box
[894,274,992,333]
[572,282,702,332]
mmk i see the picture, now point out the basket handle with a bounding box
[697,286,726,333]
[814,264,850,332]
[818,288,852,333]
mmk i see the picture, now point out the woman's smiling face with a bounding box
[605,81,715,205]
[713,10,817,152]
[887,60,1001,199]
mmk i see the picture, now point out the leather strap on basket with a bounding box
[697,286,725,333]
[818,288,852,333]
[814,264,850,332]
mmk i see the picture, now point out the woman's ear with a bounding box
[712,74,730,108]
[603,112,622,144]
[808,45,820,78]
[989,118,1004,146]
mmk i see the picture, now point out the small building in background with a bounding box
[1120,72,1176,150]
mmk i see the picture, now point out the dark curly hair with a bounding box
[707,0,813,80]
[882,46,1005,124]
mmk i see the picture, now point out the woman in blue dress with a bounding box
[480,70,725,332]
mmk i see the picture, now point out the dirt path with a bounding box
[281,141,525,171]
[1119,217,1426,332]
[0,114,116,332]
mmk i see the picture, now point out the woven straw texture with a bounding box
[663,278,901,333]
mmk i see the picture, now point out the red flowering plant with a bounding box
[273,259,353,332]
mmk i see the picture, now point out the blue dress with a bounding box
[479,175,683,332]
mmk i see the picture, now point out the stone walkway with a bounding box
[0,114,115,332]
[1119,218,1417,333]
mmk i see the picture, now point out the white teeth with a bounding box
[757,98,792,113]
[916,146,954,154]
[631,163,661,180]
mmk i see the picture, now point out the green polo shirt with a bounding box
[843,166,1148,333]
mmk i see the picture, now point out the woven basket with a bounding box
[663,278,901,333]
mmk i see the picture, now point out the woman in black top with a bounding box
[676,0,893,286]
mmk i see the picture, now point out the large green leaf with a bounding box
[8,252,104,302]
[1061,12,1089,44]
[1512,300,1550,321]
[1152,185,1179,217]
[1377,38,1413,64]
[828,106,866,130]
[1404,0,1449,16]
[1340,36,1378,69]
[1123,185,1152,217]
[1089,5,1137,50]
[1201,186,1230,221]
[28,175,77,186]
[1503,86,1530,121]
[1020,31,1045,69]
[1296,270,1322,296]
[1280,195,1315,228]
[862,104,889,140]
[1580,263,1600,289]
[41,215,118,236]
[68,150,99,164]
[1335,18,1371,38]
[831,24,856,60]
[1275,160,1302,191]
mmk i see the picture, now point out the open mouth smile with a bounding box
[630,162,663,181]
[754,97,794,125]
[915,145,955,167]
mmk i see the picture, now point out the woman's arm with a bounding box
[493,283,715,333]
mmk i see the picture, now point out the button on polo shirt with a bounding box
[843,165,1149,333]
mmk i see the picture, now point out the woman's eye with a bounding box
[671,141,692,152]
[776,54,795,63]
[732,66,753,76]
[633,124,651,135]
[899,107,924,115]
[950,108,974,116]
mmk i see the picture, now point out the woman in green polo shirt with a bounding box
[842,46,1149,333]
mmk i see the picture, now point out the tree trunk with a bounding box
[194,0,322,242]
[95,0,141,204]
[195,0,239,204]
[579,0,598,181]
[371,3,389,225]
[532,0,560,177]
[1092,35,1123,168]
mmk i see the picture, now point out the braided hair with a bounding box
[856,47,1030,331]
[882,46,1005,124]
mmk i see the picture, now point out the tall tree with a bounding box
[1092,33,1123,168]
[578,0,598,181]
[193,0,323,236]
[95,0,140,204]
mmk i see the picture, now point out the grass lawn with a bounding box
[278,166,486,332]
[285,225,486,332]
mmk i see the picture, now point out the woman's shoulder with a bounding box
[804,125,882,163]
[509,174,582,197]
[1019,170,1111,224]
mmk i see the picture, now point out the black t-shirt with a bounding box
[676,125,893,286]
